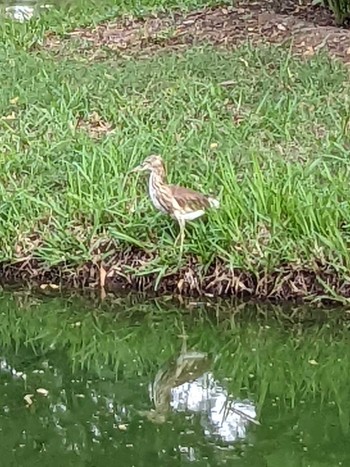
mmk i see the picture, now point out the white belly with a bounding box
[179,210,205,221]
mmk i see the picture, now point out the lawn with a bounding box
[1,0,350,301]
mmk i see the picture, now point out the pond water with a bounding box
[0,0,53,22]
[0,291,348,466]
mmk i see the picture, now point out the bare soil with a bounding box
[45,0,350,64]
[1,247,350,303]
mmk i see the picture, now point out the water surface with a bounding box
[0,292,349,466]
[1,0,53,21]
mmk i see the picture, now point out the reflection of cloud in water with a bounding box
[148,350,258,444]
[170,372,257,443]
[0,357,26,380]
[4,4,52,22]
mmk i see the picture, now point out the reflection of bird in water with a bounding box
[146,351,260,430]
[141,324,211,423]
[141,325,260,437]
[150,350,212,421]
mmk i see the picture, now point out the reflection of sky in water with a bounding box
[3,3,52,22]
[0,357,26,379]
[169,372,257,443]
[150,372,258,442]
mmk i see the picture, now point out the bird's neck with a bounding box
[149,168,167,189]
[148,168,168,214]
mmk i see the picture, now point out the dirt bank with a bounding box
[46,0,350,64]
[1,249,349,304]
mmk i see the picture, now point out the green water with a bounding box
[0,292,349,466]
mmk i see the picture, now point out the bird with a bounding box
[131,154,220,254]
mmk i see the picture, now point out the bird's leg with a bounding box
[175,218,185,257]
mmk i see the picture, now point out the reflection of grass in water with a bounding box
[0,292,349,416]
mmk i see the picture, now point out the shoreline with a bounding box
[1,254,348,304]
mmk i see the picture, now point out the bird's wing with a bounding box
[169,185,210,213]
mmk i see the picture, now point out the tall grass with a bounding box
[322,0,350,25]
[1,0,350,299]
[0,42,350,280]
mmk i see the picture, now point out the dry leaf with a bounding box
[219,80,235,87]
[10,97,19,105]
[118,424,128,431]
[70,321,81,327]
[277,23,286,31]
[24,394,34,406]
[239,58,248,67]
[36,388,49,396]
[303,46,314,57]
[308,359,318,365]
[77,112,114,139]
[2,112,16,120]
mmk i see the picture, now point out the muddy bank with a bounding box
[1,250,349,303]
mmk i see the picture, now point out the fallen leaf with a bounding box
[2,112,16,120]
[239,58,248,67]
[10,97,19,105]
[277,23,286,31]
[219,80,235,87]
[70,321,81,327]
[303,46,315,57]
[24,394,34,406]
[77,112,114,139]
[308,359,318,365]
[118,424,128,431]
[36,388,49,396]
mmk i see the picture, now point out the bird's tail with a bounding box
[208,196,220,209]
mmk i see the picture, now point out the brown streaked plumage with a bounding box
[131,154,220,253]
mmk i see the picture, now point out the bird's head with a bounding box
[131,154,165,174]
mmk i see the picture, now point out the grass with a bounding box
[1,1,350,299]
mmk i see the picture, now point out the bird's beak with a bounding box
[130,164,142,173]
[130,162,147,173]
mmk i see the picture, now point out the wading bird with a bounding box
[131,155,220,254]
